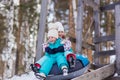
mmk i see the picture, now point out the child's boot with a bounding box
[62,66,68,76]
[30,63,41,73]
[67,54,76,68]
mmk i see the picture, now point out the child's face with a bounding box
[48,36,57,43]
[58,31,65,38]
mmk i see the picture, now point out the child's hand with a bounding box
[42,43,49,52]
[61,40,66,44]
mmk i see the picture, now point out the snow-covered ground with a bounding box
[5,71,39,80]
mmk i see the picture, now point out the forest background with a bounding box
[0,0,117,79]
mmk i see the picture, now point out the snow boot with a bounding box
[30,63,41,73]
[62,66,68,76]
[67,54,76,68]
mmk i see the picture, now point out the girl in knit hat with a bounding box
[31,23,68,80]
[54,22,76,68]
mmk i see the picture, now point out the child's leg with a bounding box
[35,56,54,79]
[64,51,76,68]
[56,54,68,76]
[56,54,68,68]
[30,55,49,73]
[39,56,54,76]
[36,55,49,65]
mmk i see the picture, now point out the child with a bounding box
[54,22,76,68]
[31,24,68,79]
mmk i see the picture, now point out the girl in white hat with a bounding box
[54,22,76,68]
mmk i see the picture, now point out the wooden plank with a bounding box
[93,35,115,43]
[36,0,48,61]
[75,0,83,53]
[104,76,120,80]
[93,0,100,64]
[115,4,120,75]
[100,1,120,11]
[94,50,115,57]
[72,64,115,80]
[69,37,95,50]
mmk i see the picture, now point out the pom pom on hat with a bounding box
[48,23,58,30]
[55,22,64,32]
[48,29,58,38]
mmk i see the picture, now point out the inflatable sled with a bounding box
[45,54,90,80]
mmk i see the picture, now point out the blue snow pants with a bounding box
[38,53,68,76]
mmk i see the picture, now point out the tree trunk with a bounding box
[0,57,4,79]
[15,0,24,75]
[68,0,76,51]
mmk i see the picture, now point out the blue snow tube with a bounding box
[76,53,90,67]
[46,54,90,80]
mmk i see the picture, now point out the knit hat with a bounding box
[48,23,58,30]
[47,29,58,38]
[55,22,64,32]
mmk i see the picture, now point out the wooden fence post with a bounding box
[115,4,120,75]
[93,0,100,65]
[75,0,83,53]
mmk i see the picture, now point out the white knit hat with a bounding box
[47,29,58,38]
[48,23,58,30]
[55,22,64,32]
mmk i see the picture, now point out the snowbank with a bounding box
[5,71,39,80]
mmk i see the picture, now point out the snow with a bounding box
[13,0,19,6]
[110,55,116,63]
[0,3,5,7]
[5,72,39,80]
